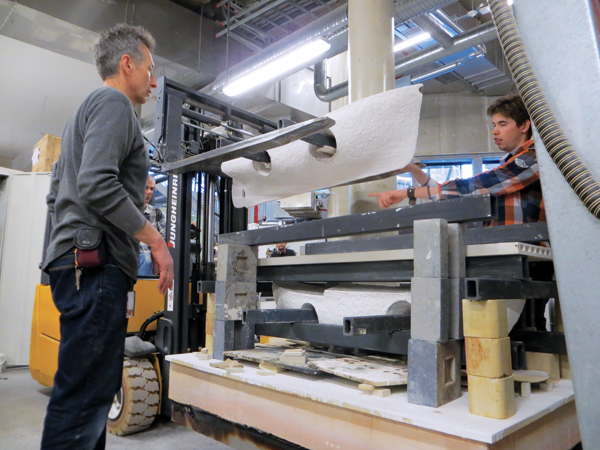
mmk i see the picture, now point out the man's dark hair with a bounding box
[487,94,532,139]
[94,23,156,81]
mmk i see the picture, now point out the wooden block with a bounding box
[210,358,243,370]
[462,300,508,338]
[465,337,512,378]
[206,293,216,313]
[373,388,391,398]
[196,351,213,361]
[560,354,572,379]
[540,381,555,392]
[520,382,531,398]
[526,351,561,381]
[205,312,214,335]
[32,134,61,172]
[226,367,244,374]
[200,348,209,354]
[358,383,375,393]
[205,333,214,354]
[258,362,286,373]
[468,374,516,419]
[257,370,276,376]
[283,348,305,354]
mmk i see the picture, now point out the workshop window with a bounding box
[397,156,503,189]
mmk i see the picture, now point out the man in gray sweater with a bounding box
[41,24,174,450]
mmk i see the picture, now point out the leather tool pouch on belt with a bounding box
[74,228,105,268]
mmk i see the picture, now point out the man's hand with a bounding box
[150,241,174,295]
[369,190,407,209]
[134,220,174,294]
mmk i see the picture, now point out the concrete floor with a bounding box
[0,366,232,450]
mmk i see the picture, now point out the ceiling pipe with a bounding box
[203,0,465,96]
[203,4,350,94]
[314,21,497,102]
[394,21,496,75]
[412,15,454,49]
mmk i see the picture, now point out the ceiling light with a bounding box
[507,0,514,5]
[223,39,331,97]
[393,33,431,53]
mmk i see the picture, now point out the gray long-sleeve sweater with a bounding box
[43,86,150,280]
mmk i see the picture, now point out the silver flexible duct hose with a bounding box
[489,0,600,219]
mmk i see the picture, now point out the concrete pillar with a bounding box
[347,0,397,214]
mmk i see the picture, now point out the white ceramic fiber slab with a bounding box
[273,282,411,326]
[167,353,575,444]
[222,85,423,207]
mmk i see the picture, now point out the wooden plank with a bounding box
[489,401,580,450]
[169,361,579,450]
[169,362,490,450]
[307,356,408,387]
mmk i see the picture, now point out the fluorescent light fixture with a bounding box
[223,39,331,97]
[394,33,431,53]
[507,0,514,5]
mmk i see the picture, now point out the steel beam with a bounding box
[255,323,410,354]
[343,314,411,336]
[243,308,318,324]
[304,222,549,256]
[508,330,567,355]
[220,195,494,245]
[163,117,335,175]
[464,279,558,300]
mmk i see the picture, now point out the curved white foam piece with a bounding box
[222,84,423,208]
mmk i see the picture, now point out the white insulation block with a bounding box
[273,282,412,326]
[222,85,423,207]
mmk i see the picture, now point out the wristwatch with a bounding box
[406,187,416,200]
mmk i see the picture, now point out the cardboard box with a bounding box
[32,134,61,172]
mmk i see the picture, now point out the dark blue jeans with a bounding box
[41,251,133,450]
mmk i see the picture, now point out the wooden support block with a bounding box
[206,293,216,313]
[540,381,555,392]
[196,350,213,361]
[462,300,508,338]
[258,362,286,373]
[257,370,276,376]
[465,337,512,378]
[205,312,214,335]
[226,367,244,374]
[205,333,214,354]
[520,382,531,398]
[560,354,572,380]
[373,388,391,398]
[468,374,516,419]
[358,383,375,393]
[210,358,243,370]
[526,351,560,382]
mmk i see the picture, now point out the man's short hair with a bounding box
[94,23,156,81]
[487,94,532,139]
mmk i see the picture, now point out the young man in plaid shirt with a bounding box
[370,94,545,226]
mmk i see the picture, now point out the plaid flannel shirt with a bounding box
[432,140,546,226]
[139,204,166,253]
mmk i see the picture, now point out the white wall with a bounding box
[0,173,51,365]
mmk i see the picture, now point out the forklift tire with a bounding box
[107,358,160,436]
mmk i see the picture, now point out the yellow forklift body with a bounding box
[30,279,164,387]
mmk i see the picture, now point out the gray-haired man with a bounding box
[41,23,173,449]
